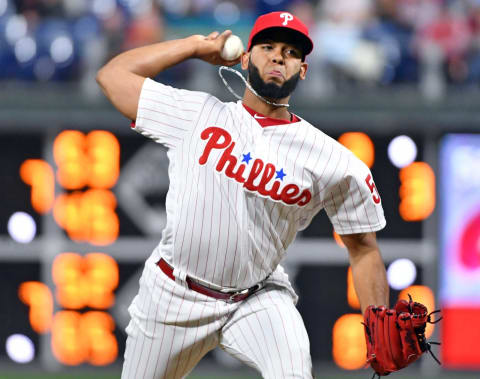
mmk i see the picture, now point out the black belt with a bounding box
[157,258,262,303]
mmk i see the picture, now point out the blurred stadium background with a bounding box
[1,0,480,378]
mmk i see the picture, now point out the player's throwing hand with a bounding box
[191,30,241,66]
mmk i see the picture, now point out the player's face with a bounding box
[241,38,308,100]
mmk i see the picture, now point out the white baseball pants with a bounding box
[121,262,313,379]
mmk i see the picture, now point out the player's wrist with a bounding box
[186,35,206,59]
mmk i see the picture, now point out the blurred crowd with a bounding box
[1,0,480,98]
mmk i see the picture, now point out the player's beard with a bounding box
[247,59,301,100]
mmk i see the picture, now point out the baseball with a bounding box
[220,35,244,61]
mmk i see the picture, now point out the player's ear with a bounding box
[299,62,308,80]
[240,51,250,70]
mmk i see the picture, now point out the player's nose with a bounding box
[270,47,284,65]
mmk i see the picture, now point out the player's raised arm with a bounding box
[96,30,240,120]
[340,231,389,314]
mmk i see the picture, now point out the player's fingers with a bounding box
[206,31,220,40]
[218,29,232,42]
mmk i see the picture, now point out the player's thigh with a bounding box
[220,286,313,379]
[121,313,218,379]
[121,265,220,379]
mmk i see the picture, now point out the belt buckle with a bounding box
[228,288,249,303]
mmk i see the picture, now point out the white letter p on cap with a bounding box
[280,12,293,26]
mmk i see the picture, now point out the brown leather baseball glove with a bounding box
[363,295,441,377]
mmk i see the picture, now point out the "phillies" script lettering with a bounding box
[198,127,312,206]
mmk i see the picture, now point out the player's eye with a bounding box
[286,49,300,57]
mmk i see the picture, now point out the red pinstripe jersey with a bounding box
[133,78,386,290]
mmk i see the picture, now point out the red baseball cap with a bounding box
[247,11,314,57]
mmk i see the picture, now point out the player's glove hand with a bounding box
[363,295,442,377]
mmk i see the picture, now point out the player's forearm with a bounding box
[99,37,197,79]
[348,247,389,314]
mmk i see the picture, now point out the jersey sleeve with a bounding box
[132,78,210,149]
[323,153,386,235]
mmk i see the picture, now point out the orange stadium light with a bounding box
[18,281,53,334]
[81,312,118,366]
[53,189,119,245]
[51,311,118,366]
[52,130,120,244]
[51,311,87,365]
[398,162,435,221]
[53,192,84,242]
[82,189,119,246]
[399,285,436,338]
[52,253,89,309]
[53,130,89,190]
[86,131,120,189]
[53,130,120,190]
[347,267,361,310]
[332,314,366,370]
[84,253,119,309]
[19,159,55,214]
[338,132,375,168]
[52,252,119,310]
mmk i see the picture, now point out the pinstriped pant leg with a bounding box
[121,266,222,379]
[220,285,313,379]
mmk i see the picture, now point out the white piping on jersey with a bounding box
[218,66,290,108]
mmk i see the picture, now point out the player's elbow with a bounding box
[342,231,377,248]
[343,232,379,259]
[95,67,104,86]
[95,65,143,121]
[96,65,112,96]
[96,61,125,97]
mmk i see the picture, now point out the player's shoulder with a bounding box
[300,120,370,172]
[296,119,345,152]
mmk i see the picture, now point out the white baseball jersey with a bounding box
[133,77,386,291]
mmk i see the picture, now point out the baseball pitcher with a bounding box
[97,11,435,379]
